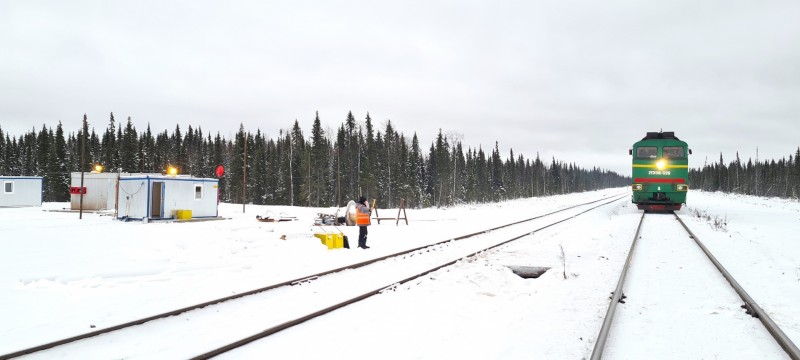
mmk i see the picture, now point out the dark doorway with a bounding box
[150,182,164,218]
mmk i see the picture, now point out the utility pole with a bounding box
[289,131,294,206]
[336,147,340,206]
[79,113,87,220]
[387,143,391,207]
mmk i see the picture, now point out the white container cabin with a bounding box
[70,172,120,211]
[116,174,219,221]
[0,176,43,207]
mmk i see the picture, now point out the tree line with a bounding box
[689,149,800,199]
[1,112,630,207]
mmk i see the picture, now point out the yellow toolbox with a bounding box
[176,210,193,220]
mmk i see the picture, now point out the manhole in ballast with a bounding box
[506,266,550,279]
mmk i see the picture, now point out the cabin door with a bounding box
[150,182,164,218]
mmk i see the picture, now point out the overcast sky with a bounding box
[2,0,799,174]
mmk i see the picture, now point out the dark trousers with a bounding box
[358,226,368,247]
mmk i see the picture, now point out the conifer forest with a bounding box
[5,111,632,208]
[689,149,800,199]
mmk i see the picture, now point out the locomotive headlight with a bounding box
[656,159,666,170]
[676,184,688,192]
[632,184,643,191]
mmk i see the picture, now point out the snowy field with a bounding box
[1,188,799,359]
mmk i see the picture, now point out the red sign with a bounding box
[215,165,225,178]
[69,187,87,195]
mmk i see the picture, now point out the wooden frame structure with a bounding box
[371,198,409,225]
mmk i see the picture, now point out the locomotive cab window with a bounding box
[662,146,685,159]
[636,146,658,159]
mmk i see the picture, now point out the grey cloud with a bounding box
[1,0,799,176]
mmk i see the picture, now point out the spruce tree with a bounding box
[141,124,156,172]
[263,136,280,204]
[382,121,400,207]
[334,124,347,205]
[474,146,487,202]
[21,129,37,176]
[490,142,505,201]
[396,133,412,206]
[289,120,305,206]
[88,129,99,168]
[212,132,227,200]
[251,130,269,205]
[374,131,386,204]
[0,126,5,174]
[170,124,186,171]
[52,122,69,201]
[187,126,206,177]
[36,125,50,177]
[6,136,20,175]
[120,117,138,172]
[309,112,330,206]
[101,113,117,171]
[409,133,424,207]
[275,130,291,204]
[361,113,377,198]
[228,124,246,204]
[80,115,90,173]
[453,142,466,203]
[344,111,358,201]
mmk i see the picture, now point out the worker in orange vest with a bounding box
[355,196,371,249]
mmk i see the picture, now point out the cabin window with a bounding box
[662,146,685,159]
[194,184,203,200]
[3,181,13,194]
[636,146,658,159]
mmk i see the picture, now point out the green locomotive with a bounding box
[629,131,691,211]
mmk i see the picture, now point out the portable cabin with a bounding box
[70,172,121,211]
[116,174,219,221]
[0,176,43,207]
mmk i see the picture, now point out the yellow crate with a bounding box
[176,210,193,220]
[314,233,335,249]
[314,232,343,249]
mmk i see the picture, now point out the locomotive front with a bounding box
[630,131,691,211]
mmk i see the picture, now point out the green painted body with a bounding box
[631,134,690,209]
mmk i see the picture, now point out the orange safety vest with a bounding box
[355,205,371,226]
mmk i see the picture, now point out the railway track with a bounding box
[3,193,626,359]
[591,212,800,360]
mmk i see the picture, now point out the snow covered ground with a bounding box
[1,188,799,359]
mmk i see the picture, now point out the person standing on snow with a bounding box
[355,196,371,249]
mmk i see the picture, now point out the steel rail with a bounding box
[190,196,627,359]
[590,211,646,360]
[0,193,627,359]
[673,213,800,360]
[591,212,800,360]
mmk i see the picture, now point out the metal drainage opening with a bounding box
[506,266,550,279]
